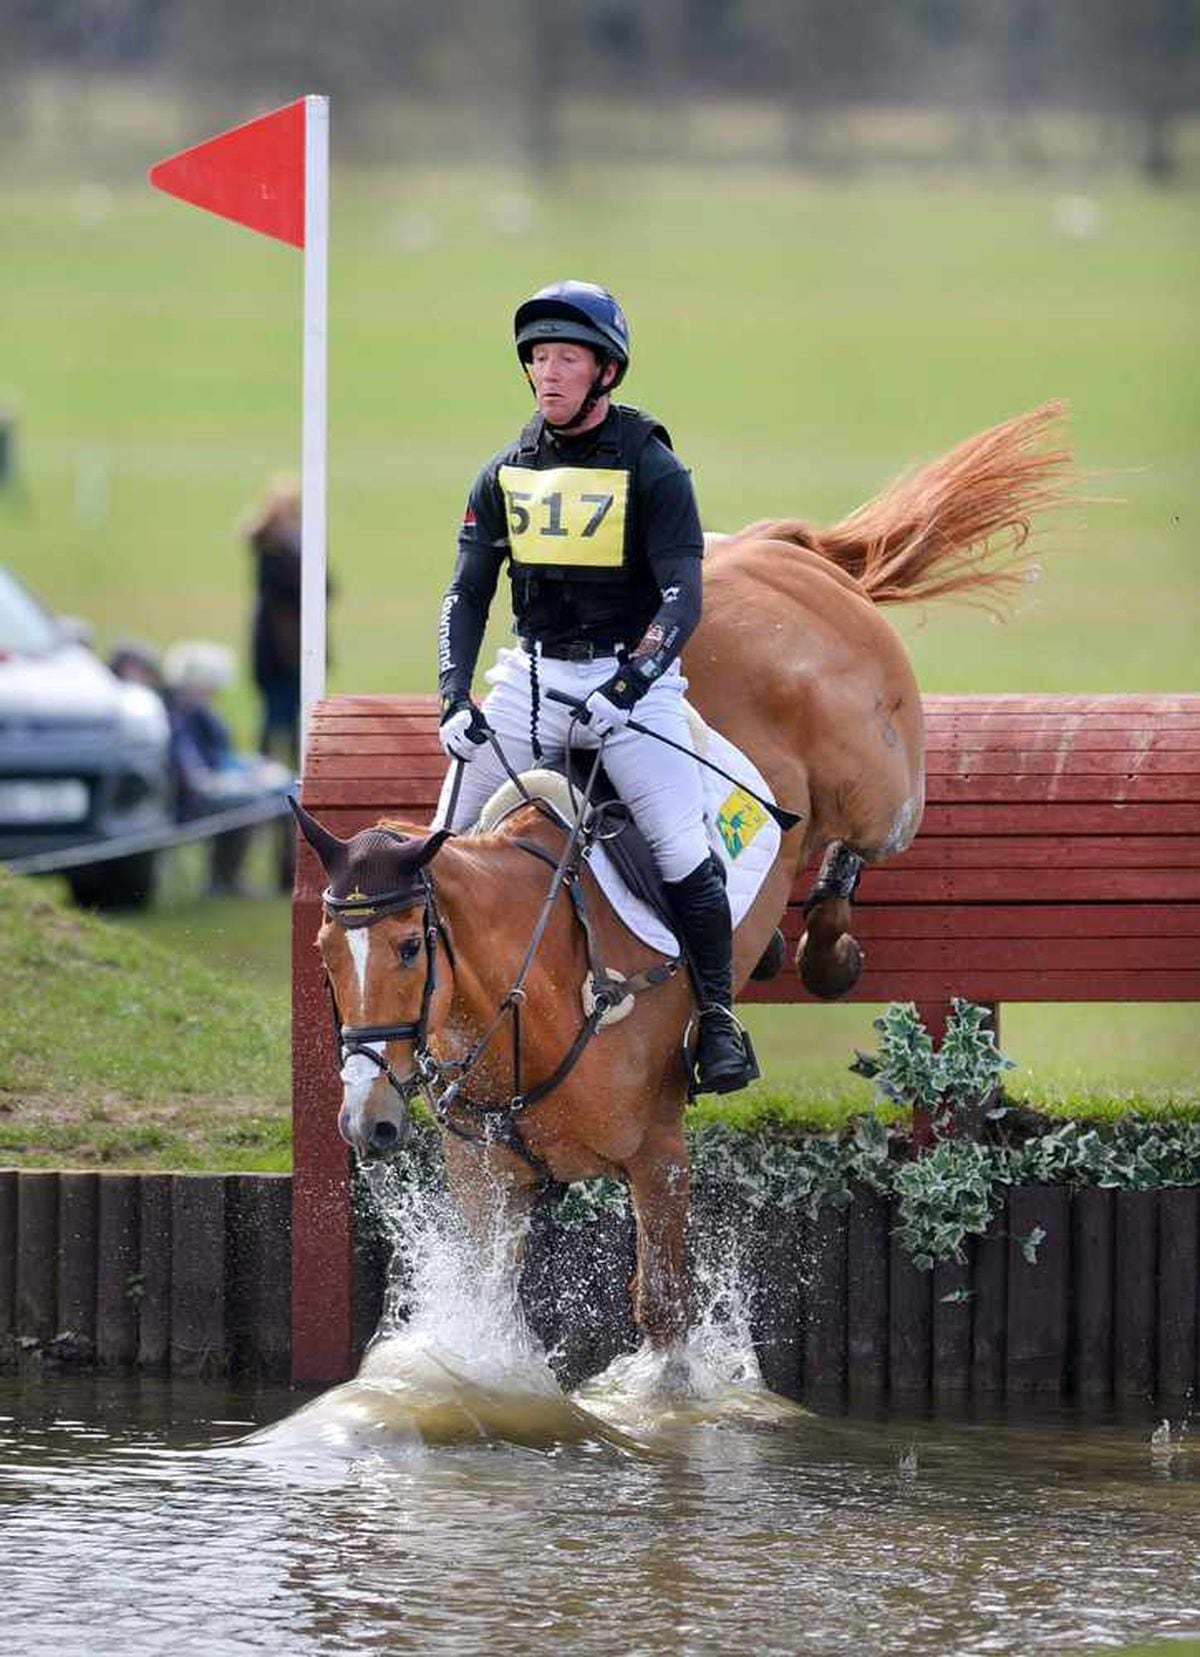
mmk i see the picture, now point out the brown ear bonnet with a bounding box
[289,797,450,924]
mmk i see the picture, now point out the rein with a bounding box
[324,739,678,1180]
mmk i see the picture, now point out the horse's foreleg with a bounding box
[797,841,865,1000]
[440,1131,539,1278]
[625,1126,692,1348]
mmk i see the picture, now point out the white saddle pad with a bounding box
[479,711,782,958]
[590,720,781,955]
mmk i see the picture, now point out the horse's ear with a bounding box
[414,827,453,869]
[288,794,349,880]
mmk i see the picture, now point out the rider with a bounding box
[433,279,755,1096]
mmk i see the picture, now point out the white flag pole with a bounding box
[299,94,329,769]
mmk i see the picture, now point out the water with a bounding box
[4,1169,1200,1656]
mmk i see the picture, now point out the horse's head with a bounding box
[292,799,452,1156]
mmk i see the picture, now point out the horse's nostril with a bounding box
[371,1119,399,1150]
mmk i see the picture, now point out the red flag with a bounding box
[149,99,306,248]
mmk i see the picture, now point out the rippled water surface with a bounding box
[6,1371,1200,1655]
[5,1170,1200,1655]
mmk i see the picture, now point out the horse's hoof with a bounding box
[656,1349,700,1398]
[797,930,864,1000]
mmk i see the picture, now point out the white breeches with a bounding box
[432,646,710,883]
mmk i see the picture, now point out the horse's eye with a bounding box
[398,936,422,966]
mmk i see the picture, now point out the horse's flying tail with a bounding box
[743,402,1075,613]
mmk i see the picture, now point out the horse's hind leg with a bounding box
[625,1124,692,1349]
[797,842,865,1000]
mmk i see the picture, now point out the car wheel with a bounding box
[68,851,158,911]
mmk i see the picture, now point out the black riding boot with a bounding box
[665,855,757,1096]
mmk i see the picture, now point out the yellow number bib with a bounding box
[498,465,629,569]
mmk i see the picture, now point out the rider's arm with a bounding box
[622,457,705,694]
[437,469,508,710]
[627,551,702,685]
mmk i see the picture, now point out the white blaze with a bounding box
[347,927,371,998]
[340,928,381,1103]
[341,1048,384,1091]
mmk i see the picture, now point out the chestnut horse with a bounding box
[294,404,1071,1352]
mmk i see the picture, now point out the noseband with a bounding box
[324,867,452,1110]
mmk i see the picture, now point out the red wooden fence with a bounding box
[292,692,1200,1382]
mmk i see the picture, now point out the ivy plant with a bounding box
[850,997,1015,1138]
[890,1139,1000,1271]
[368,1008,1200,1276]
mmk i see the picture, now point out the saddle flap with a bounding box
[564,754,679,938]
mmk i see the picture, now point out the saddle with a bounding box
[574,762,787,987]
[477,758,679,942]
[566,755,681,938]
[476,745,786,987]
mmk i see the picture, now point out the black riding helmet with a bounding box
[514,280,630,427]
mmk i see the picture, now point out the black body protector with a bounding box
[503,405,676,653]
[437,403,756,1097]
[438,404,703,711]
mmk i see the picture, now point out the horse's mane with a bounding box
[376,815,549,857]
[730,402,1076,614]
[377,817,429,839]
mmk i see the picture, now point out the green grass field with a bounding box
[1,164,1197,1150]
[2,168,1197,717]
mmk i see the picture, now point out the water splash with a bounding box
[256,1144,802,1457]
[1149,1418,1178,1476]
[577,1208,807,1435]
[364,1155,538,1382]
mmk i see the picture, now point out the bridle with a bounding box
[322,835,585,1139]
[323,840,605,1136]
[324,863,452,1111]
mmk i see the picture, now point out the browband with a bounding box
[322,880,426,927]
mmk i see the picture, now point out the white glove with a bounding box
[582,687,633,737]
[439,700,489,762]
[583,668,643,737]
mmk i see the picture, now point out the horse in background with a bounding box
[294,403,1073,1353]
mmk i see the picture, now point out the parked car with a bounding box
[0,566,172,908]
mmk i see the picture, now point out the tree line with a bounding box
[4,0,1198,179]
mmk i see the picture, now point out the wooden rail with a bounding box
[0,1170,290,1377]
[292,691,1200,1383]
[3,1170,1198,1408]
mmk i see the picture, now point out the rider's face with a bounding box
[528,341,613,427]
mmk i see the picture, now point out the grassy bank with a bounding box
[0,871,289,1171]
[0,869,1195,1172]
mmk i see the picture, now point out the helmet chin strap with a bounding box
[525,359,615,434]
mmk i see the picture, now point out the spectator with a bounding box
[241,474,334,893]
[162,640,291,896]
[108,637,164,691]
[241,474,304,766]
